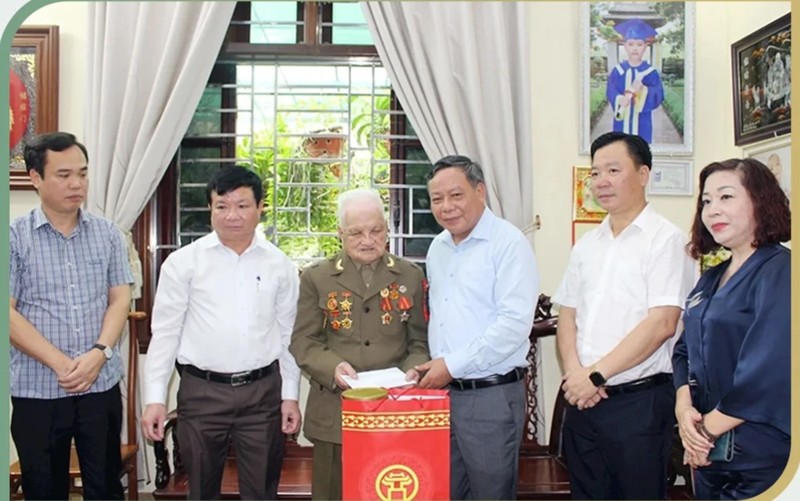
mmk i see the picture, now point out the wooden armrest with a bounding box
[154,409,180,489]
[129,311,147,321]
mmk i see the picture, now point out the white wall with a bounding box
[530,1,791,434]
[9,0,791,491]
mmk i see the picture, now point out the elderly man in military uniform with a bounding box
[290,188,429,501]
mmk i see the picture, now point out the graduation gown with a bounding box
[606,60,664,142]
[673,244,791,470]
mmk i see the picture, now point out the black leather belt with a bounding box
[449,367,526,391]
[605,373,671,396]
[177,360,279,387]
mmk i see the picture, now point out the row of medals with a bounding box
[324,283,413,331]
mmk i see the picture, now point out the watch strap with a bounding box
[93,343,112,360]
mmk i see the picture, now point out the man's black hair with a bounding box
[590,132,652,170]
[206,166,264,204]
[24,132,89,177]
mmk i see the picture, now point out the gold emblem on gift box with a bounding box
[376,465,419,501]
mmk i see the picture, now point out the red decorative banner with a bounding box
[9,69,30,150]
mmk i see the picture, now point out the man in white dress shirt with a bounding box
[553,132,695,499]
[141,166,302,500]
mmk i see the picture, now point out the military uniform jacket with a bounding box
[289,252,430,444]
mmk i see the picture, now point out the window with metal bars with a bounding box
[132,2,440,350]
[166,1,440,269]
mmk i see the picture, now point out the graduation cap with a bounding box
[614,19,658,42]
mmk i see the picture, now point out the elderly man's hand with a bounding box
[334,361,357,389]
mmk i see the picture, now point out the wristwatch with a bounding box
[588,366,606,387]
[93,343,113,360]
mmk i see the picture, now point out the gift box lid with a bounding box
[342,387,389,401]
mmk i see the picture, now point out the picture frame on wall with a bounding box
[573,165,607,222]
[647,159,693,197]
[10,25,59,190]
[731,13,791,147]
[581,2,695,155]
[742,135,791,199]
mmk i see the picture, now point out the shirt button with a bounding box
[364,340,371,347]
[363,306,370,313]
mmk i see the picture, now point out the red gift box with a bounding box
[342,388,450,501]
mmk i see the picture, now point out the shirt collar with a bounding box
[33,207,90,231]
[201,230,267,254]
[597,203,654,238]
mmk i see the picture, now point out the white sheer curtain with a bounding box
[361,1,533,231]
[84,1,235,488]
[362,1,546,441]
[85,1,235,230]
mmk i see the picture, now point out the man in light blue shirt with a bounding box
[417,155,539,500]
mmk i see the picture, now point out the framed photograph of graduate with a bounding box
[10,25,59,190]
[573,165,607,222]
[647,159,693,196]
[731,13,791,147]
[580,2,695,155]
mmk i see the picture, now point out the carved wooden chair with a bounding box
[9,311,146,500]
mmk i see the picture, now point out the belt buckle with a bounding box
[230,371,253,387]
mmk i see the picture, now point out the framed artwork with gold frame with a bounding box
[10,25,59,190]
[573,165,607,222]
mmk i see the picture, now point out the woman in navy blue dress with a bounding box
[673,158,791,499]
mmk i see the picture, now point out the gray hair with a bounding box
[428,155,486,187]
[336,188,386,227]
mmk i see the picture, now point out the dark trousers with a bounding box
[449,380,526,500]
[693,466,786,500]
[176,369,284,500]
[563,381,675,500]
[310,440,342,501]
[11,384,124,501]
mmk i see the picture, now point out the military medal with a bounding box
[341,317,353,329]
[340,298,352,312]
[380,293,393,325]
[380,288,390,298]
[389,282,400,300]
[397,295,412,322]
[398,285,407,293]
[327,292,339,311]
[331,320,341,331]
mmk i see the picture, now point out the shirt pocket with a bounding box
[75,255,111,300]
[254,285,278,325]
